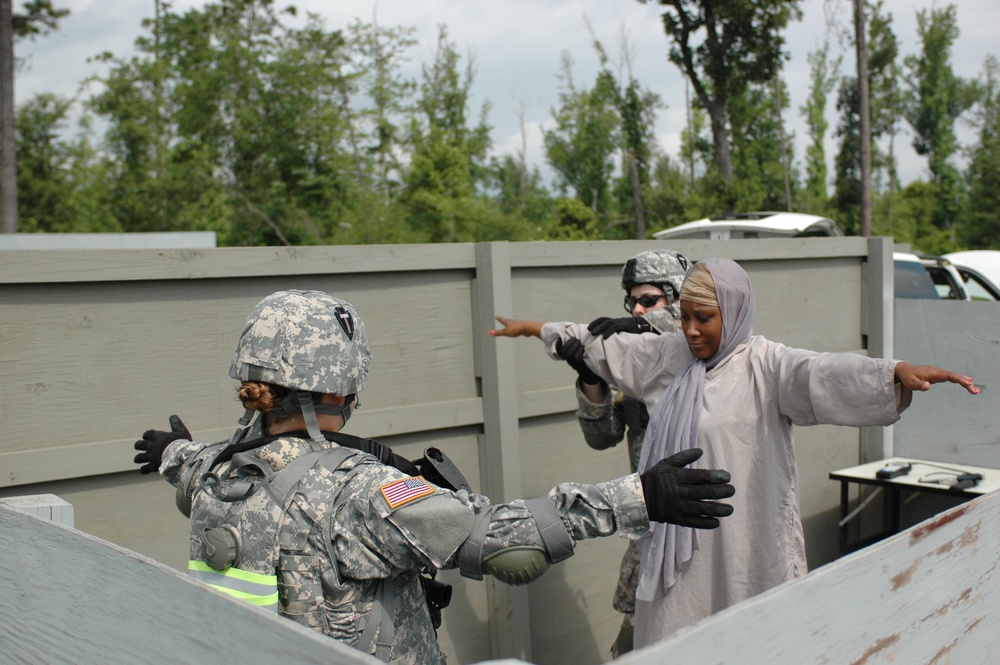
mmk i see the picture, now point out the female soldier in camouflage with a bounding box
[134,289,734,665]
[554,249,689,657]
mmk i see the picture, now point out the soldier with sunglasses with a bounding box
[494,248,690,658]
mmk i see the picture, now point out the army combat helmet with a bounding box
[229,289,371,441]
[620,249,690,330]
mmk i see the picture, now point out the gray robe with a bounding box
[541,323,903,646]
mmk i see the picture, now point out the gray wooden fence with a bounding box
[0,236,946,664]
[3,469,997,664]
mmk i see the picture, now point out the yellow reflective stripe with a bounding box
[188,560,276,586]
[207,585,280,607]
[187,560,279,608]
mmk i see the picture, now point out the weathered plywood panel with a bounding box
[894,299,1000,466]
[0,501,378,665]
[619,489,1000,665]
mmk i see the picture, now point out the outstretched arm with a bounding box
[894,362,979,394]
[490,316,545,339]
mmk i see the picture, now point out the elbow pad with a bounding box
[458,496,575,586]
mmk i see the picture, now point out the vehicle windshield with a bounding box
[894,260,939,299]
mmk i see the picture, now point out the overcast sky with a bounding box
[15,0,1000,200]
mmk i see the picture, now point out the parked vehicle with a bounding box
[893,252,1000,301]
[943,251,1000,296]
[653,211,998,301]
[652,211,843,240]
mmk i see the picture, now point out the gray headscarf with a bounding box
[636,257,755,602]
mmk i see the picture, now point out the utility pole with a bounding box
[853,0,872,236]
[1,0,17,233]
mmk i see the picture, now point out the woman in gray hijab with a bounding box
[495,257,979,649]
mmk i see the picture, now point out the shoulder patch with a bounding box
[379,476,435,509]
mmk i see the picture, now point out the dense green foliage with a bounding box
[7,0,1000,251]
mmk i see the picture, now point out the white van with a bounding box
[652,211,843,240]
[652,212,999,301]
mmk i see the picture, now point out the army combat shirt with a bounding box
[161,433,649,664]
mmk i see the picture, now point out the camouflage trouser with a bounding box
[609,540,640,657]
[610,612,634,659]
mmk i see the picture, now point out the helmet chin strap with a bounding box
[230,390,356,445]
[291,391,355,443]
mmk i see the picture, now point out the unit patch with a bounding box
[380,476,435,509]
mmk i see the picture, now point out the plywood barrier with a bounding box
[619,488,1000,664]
[4,489,996,664]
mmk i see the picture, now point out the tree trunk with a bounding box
[0,0,17,233]
[628,151,646,239]
[706,99,734,215]
[853,0,873,236]
[775,78,793,211]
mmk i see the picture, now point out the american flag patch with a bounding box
[380,476,435,509]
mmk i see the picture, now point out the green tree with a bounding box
[961,56,1000,249]
[15,93,116,232]
[343,17,416,212]
[543,55,620,227]
[486,153,553,229]
[728,80,794,212]
[90,0,360,246]
[638,0,802,215]
[644,153,702,232]
[402,26,530,242]
[834,1,906,238]
[867,0,902,195]
[833,78,862,234]
[612,77,663,239]
[1,0,69,233]
[902,4,979,241]
[799,41,841,216]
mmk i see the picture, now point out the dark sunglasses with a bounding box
[624,292,669,313]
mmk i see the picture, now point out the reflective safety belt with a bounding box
[187,560,279,611]
[188,447,356,613]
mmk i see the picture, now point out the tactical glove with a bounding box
[133,414,191,475]
[588,316,653,339]
[640,448,735,529]
[555,337,603,386]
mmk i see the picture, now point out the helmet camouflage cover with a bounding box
[229,289,371,396]
[621,249,690,334]
[620,248,690,297]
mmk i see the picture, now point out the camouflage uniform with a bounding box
[571,249,688,657]
[163,436,648,665]
[157,290,651,665]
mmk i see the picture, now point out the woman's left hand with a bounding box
[894,362,980,395]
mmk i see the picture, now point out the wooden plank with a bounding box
[508,237,871,266]
[0,399,485,488]
[0,244,477,283]
[620,489,1000,664]
[0,494,74,526]
[0,502,380,665]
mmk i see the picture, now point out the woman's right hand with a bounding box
[490,316,544,339]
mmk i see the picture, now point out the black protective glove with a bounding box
[133,414,192,475]
[640,448,735,529]
[555,337,603,386]
[588,316,654,339]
